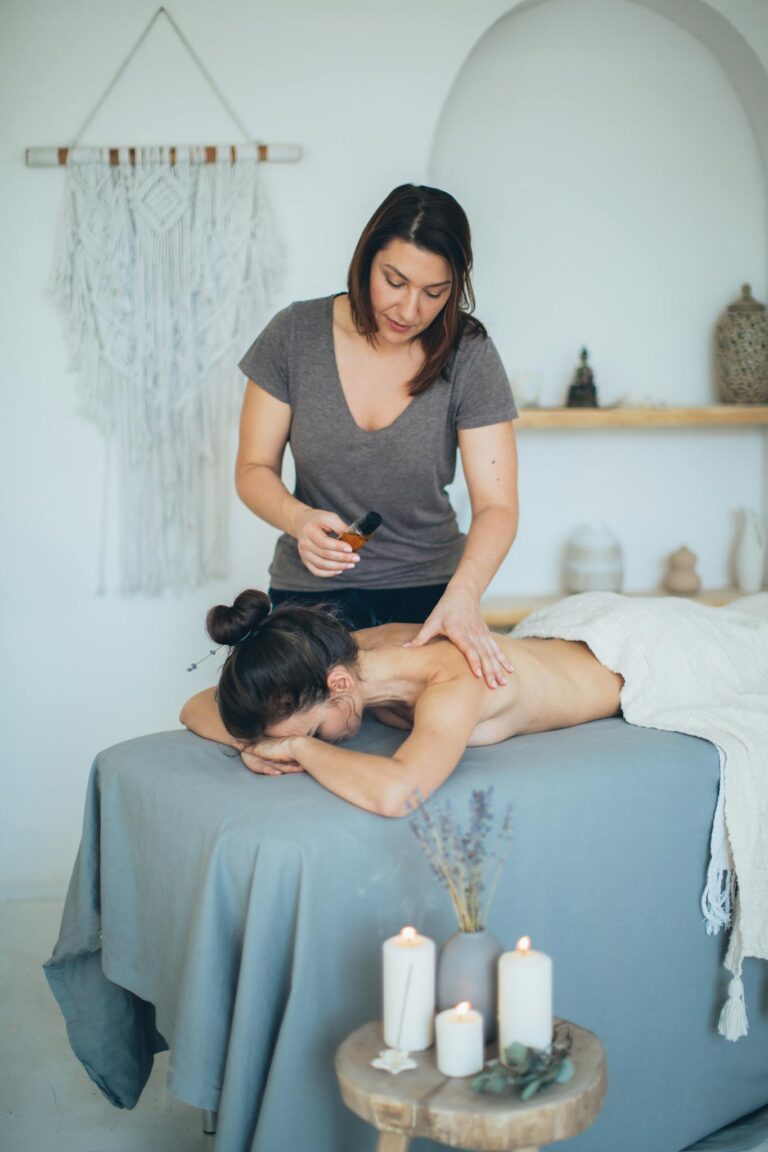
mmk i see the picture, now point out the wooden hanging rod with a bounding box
[26,143,301,167]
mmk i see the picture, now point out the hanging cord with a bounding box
[69,5,251,147]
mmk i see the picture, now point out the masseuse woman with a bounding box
[236,184,519,688]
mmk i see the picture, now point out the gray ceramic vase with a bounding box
[436,929,503,1044]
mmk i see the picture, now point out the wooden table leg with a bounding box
[375,1132,411,1152]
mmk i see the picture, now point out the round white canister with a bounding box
[564,523,624,593]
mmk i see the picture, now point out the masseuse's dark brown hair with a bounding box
[347,184,486,396]
[207,590,359,742]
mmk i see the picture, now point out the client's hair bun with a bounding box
[207,589,270,646]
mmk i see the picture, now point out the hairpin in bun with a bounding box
[189,589,270,671]
[187,646,221,673]
[187,622,259,672]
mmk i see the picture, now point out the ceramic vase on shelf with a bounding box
[436,929,503,1044]
[663,546,701,595]
[734,508,766,593]
[564,523,623,593]
[716,284,768,404]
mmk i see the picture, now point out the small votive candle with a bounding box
[498,936,553,1053]
[382,927,436,1051]
[436,1001,484,1077]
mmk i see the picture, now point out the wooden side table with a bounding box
[335,1020,606,1152]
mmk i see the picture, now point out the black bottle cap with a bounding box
[355,511,382,536]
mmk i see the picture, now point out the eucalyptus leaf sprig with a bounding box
[408,787,513,933]
[472,1023,575,1100]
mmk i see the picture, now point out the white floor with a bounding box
[0,900,211,1152]
[2,898,767,1152]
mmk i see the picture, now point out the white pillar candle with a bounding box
[382,926,435,1051]
[435,1001,484,1077]
[498,936,553,1053]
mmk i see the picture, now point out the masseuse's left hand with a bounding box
[406,586,514,689]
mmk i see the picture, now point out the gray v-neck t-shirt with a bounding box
[238,295,517,591]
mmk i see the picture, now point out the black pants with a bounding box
[268,584,447,630]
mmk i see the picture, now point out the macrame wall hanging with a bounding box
[28,8,301,595]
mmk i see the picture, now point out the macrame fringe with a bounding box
[718,975,748,1041]
[52,145,279,595]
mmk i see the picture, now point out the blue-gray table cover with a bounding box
[45,719,768,1152]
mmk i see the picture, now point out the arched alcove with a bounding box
[433,0,768,596]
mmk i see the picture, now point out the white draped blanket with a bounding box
[514,591,768,1039]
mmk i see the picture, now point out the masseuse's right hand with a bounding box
[293,508,360,578]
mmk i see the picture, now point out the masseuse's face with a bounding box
[369,239,452,345]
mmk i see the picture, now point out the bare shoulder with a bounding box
[354,623,421,649]
[404,664,486,764]
[422,637,484,684]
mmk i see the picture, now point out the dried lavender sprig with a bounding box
[465,788,494,926]
[408,788,512,933]
[412,796,469,926]
[481,802,514,928]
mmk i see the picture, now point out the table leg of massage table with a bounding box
[202,1109,218,1135]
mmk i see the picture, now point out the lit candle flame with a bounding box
[455,1001,471,1016]
[400,926,417,942]
[516,935,531,953]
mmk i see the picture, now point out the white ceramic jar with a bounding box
[734,508,766,593]
[564,523,624,593]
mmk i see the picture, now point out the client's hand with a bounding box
[241,737,305,776]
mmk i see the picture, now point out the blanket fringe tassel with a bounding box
[718,976,748,1041]
[701,773,732,935]
[702,865,732,935]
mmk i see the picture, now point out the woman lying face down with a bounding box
[181,590,623,816]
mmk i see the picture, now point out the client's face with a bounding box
[266,695,362,745]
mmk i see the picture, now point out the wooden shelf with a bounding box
[482,587,743,628]
[516,405,768,429]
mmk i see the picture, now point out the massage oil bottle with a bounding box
[339,512,382,552]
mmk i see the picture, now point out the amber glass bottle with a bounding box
[338,511,382,552]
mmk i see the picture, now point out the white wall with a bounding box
[432,0,768,593]
[1,0,767,897]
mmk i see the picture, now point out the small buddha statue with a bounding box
[566,347,598,408]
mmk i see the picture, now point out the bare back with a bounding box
[181,621,624,818]
[356,624,623,742]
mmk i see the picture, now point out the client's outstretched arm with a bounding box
[251,678,483,817]
[181,689,304,776]
[180,688,237,746]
